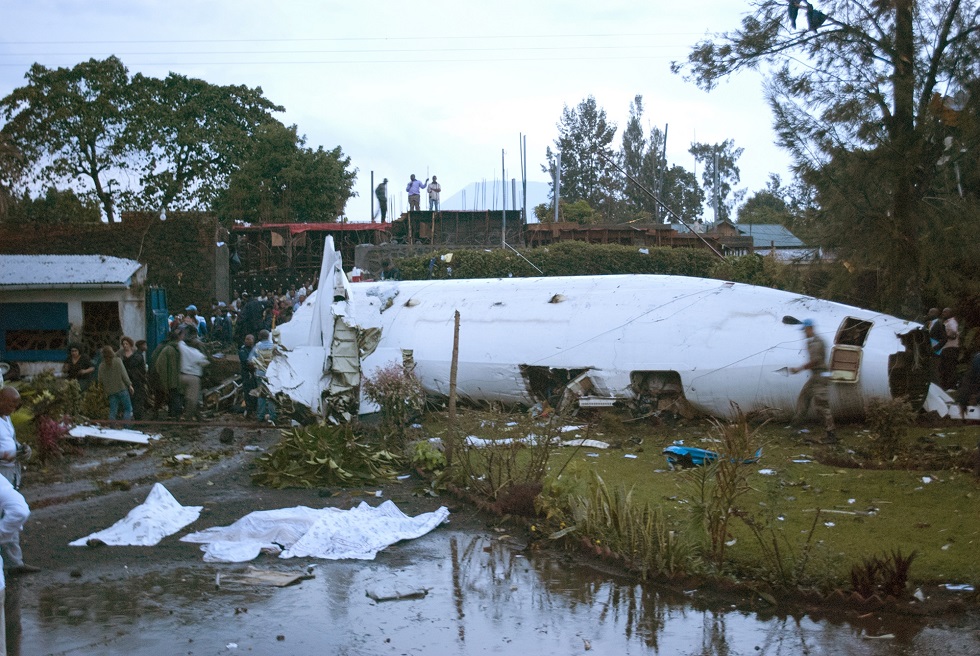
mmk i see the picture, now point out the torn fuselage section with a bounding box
[267,252,935,423]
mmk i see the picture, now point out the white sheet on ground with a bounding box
[69,483,202,546]
[180,500,450,563]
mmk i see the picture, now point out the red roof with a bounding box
[232,222,390,234]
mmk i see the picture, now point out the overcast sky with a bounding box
[1,1,792,220]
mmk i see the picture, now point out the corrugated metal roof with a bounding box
[736,224,805,248]
[0,254,142,287]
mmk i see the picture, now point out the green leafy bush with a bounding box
[361,363,425,447]
[252,424,403,488]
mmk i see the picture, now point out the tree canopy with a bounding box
[543,96,619,215]
[128,72,284,213]
[689,139,744,222]
[1,57,356,225]
[674,0,980,312]
[3,187,101,225]
[0,133,23,218]
[213,122,357,224]
[0,57,133,222]
[544,94,708,225]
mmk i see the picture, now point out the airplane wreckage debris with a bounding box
[265,237,974,424]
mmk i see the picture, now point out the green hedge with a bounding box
[397,242,721,281]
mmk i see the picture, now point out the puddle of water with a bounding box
[8,529,977,655]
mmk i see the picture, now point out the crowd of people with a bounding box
[59,281,316,424]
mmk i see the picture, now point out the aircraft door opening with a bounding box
[829,317,872,383]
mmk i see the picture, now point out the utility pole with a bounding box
[712,148,720,225]
[554,153,561,224]
[520,133,528,226]
[370,171,375,223]
[658,124,668,223]
[501,149,507,248]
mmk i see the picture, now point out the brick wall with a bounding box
[0,212,219,314]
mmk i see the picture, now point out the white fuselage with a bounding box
[334,275,921,420]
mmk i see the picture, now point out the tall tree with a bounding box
[543,96,618,214]
[674,1,980,311]
[660,164,706,223]
[689,139,744,222]
[128,73,284,212]
[214,122,357,224]
[738,174,791,226]
[0,57,132,222]
[0,133,24,219]
[619,95,675,221]
[621,95,647,201]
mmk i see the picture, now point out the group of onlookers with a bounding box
[61,285,307,423]
[924,306,980,417]
[925,307,961,391]
[164,283,315,349]
[63,337,149,423]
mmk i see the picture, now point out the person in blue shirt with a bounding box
[406,174,428,211]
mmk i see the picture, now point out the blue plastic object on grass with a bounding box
[662,445,762,470]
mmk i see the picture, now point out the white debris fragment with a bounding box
[943,583,975,592]
[561,439,610,449]
[68,425,161,444]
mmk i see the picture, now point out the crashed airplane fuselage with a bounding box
[269,240,931,421]
[353,276,931,420]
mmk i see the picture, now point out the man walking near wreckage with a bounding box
[789,318,837,444]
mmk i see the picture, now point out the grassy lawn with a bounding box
[429,410,980,589]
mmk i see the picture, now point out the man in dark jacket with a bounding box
[152,329,184,419]
[240,292,267,340]
[238,334,257,417]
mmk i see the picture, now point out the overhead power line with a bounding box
[0,55,674,68]
[1,32,706,46]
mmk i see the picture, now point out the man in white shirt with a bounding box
[428,175,442,211]
[0,473,32,654]
[177,336,210,420]
[940,307,960,391]
[0,387,38,577]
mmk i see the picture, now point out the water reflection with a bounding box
[14,530,975,655]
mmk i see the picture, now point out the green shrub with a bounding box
[361,362,425,448]
[252,423,402,488]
